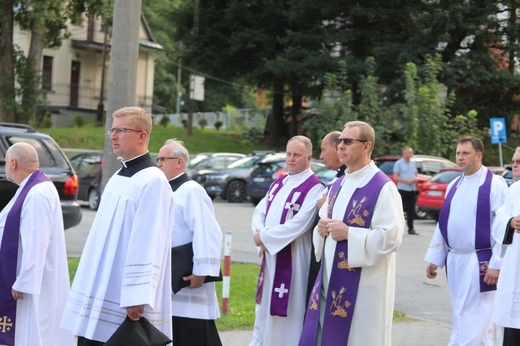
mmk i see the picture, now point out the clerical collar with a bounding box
[117,152,156,177]
[169,172,191,192]
[336,165,346,178]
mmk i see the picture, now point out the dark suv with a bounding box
[0,122,82,229]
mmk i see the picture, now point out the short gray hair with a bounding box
[288,135,312,155]
[164,138,190,168]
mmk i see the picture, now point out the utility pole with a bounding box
[101,0,142,192]
[177,58,182,115]
[96,20,109,126]
[187,0,199,136]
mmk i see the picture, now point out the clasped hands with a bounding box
[254,229,268,253]
[511,216,520,233]
[318,218,348,241]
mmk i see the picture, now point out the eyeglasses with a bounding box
[512,159,520,165]
[107,127,143,136]
[157,157,179,163]
[335,137,368,146]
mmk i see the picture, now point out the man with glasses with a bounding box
[61,107,174,345]
[491,146,520,345]
[300,121,404,345]
[157,139,223,346]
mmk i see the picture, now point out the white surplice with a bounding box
[313,162,404,346]
[0,176,74,346]
[61,167,174,343]
[250,168,324,346]
[171,180,222,320]
[425,165,508,346]
[492,181,520,329]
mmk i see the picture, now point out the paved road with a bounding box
[66,200,452,327]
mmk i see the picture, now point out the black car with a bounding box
[0,122,82,229]
[246,153,336,205]
[69,151,103,210]
[192,151,275,202]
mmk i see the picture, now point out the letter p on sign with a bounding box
[490,118,507,144]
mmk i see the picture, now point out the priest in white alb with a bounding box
[0,142,74,346]
[299,121,404,346]
[425,136,508,346]
[60,107,174,345]
[251,135,324,346]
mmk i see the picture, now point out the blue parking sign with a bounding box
[490,118,507,144]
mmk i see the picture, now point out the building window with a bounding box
[42,56,53,90]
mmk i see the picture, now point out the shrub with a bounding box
[40,116,52,128]
[199,117,208,129]
[214,120,223,130]
[181,119,188,128]
[160,114,170,127]
[73,115,84,128]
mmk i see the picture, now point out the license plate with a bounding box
[253,177,266,183]
[427,190,442,197]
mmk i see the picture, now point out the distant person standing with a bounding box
[61,106,174,345]
[425,136,508,345]
[393,146,419,235]
[158,139,223,346]
[0,142,74,346]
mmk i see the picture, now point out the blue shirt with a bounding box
[393,158,417,191]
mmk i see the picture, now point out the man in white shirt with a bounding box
[0,142,73,346]
[61,107,174,345]
[251,135,324,346]
[425,136,508,345]
[158,139,223,346]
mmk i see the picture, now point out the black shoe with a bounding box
[408,229,419,235]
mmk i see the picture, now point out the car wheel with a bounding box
[226,180,246,203]
[88,188,100,210]
[415,205,427,219]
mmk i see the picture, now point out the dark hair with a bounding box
[458,136,484,154]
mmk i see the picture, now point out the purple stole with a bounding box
[0,170,50,345]
[300,171,390,346]
[255,173,322,317]
[438,168,495,292]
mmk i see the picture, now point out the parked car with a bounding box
[187,152,246,178]
[0,122,82,229]
[69,151,103,210]
[191,151,275,202]
[416,168,462,220]
[246,153,336,205]
[374,155,458,218]
[501,164,515,186]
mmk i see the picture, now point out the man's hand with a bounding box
[483,268,499,285]
[426,264,438,279]
[126,304,145,321]
[183,274,205,289]
[318,218,331,238]
[511,216,520,232]
[254,229,263,247]
[11,289,24,300]
[320,218,348,241]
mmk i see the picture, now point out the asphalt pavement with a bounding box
[66,204,453,345]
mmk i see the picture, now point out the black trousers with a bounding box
[399,190,416,231]
[77,336,104,346]
[503,327,520,345]
[172,316,222,346]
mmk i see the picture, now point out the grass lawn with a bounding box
[41,123,277,154]
[67,258,412,331]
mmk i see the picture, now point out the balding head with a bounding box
[5,142,40,185]
[320,131,342,170]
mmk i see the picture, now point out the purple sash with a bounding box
[255,174,322,317]
[0,170,50,345]
[438,169,495,292]
[300,171,390,345]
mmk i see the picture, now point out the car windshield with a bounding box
[375,161,395,175]
[430,170,462,184]
[188,154,209,168]
[227,156,260,169]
